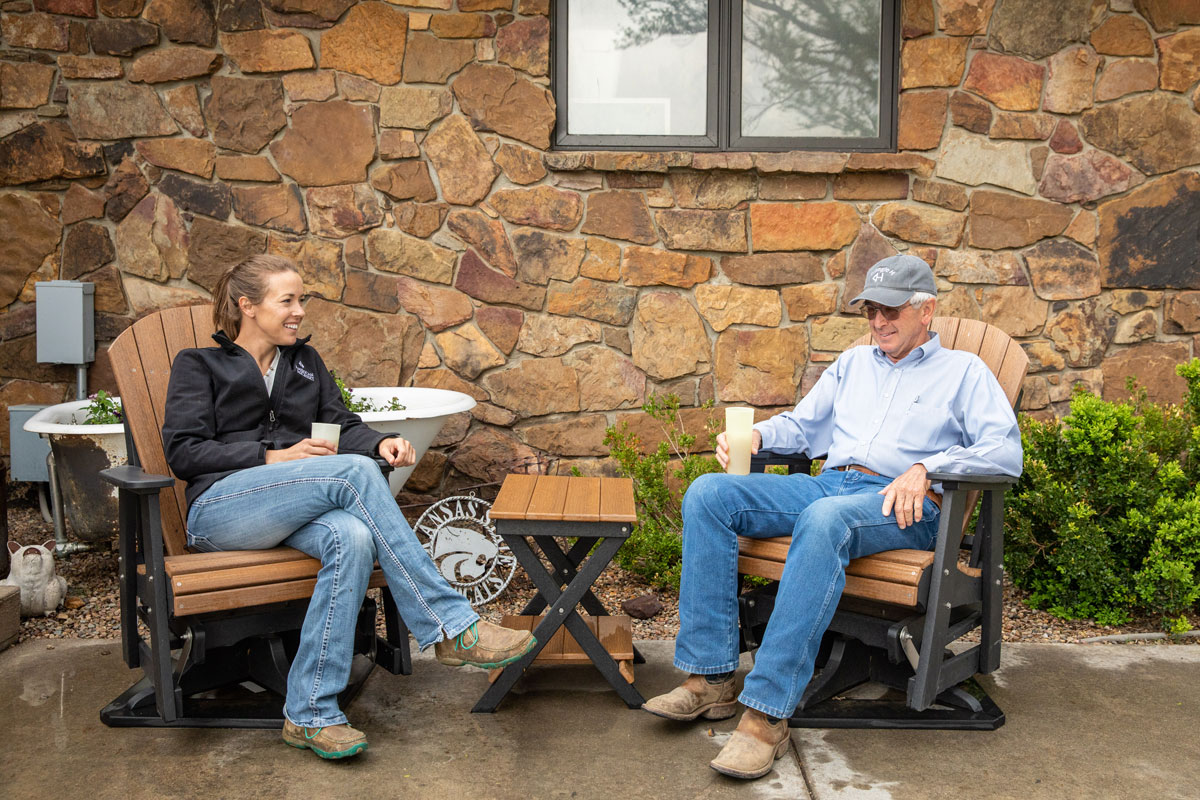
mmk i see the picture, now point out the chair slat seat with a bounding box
[139,544,392,614]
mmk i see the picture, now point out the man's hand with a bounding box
[265,438,337,464]
[879,463,930,529]
[378,436,415,468]
[714,429,761,470]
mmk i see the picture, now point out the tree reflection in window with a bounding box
[618,0,881,140]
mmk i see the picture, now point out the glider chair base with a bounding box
[101,598,382,729]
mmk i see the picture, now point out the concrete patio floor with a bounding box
[2,639,1197,799]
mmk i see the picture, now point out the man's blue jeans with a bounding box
[186,454,479,728]
[675,468,940,719]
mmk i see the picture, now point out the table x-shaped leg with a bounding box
[472,533,645,712]
[520,537,646,665]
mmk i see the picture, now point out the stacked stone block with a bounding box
[1,0,1199,499]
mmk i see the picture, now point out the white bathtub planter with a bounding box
[348,387,476,495]
[24,399,126,542]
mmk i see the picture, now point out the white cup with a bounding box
[311,422,341,449]
[724,407,755,476]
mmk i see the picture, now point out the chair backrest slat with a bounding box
[995,340,1029,408]
[976,325,1012,377]
[109,305,214,556]
[952,318,988,357]
[161,305,198,359]
[930,317,960,347]
[191,304,215,344]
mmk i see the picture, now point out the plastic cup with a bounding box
[311,422,341,449]
[725,407,755,476]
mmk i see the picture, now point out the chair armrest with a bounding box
[750,450,813,475]
[101,465,176,494]
[926,472,1017,491]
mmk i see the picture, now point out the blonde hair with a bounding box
[212,255,300,338]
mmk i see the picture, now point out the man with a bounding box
[642,255,1022,780]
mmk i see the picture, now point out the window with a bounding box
[552,0,900,152]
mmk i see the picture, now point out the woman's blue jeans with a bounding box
[675,468,940,720]
[186,454,479,728]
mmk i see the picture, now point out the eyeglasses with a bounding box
[861,302,910,321]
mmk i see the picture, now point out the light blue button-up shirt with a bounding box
[755,333,1023,483]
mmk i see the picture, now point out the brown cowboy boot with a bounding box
[709,708,791,780]
[642,674,738,721]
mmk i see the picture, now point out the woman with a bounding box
[162,255,534,760]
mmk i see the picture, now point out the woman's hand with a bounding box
[378,437,416,468]
[264,438,337,464]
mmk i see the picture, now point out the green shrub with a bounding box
[1006,360,1200,631]
[603,394,722,590]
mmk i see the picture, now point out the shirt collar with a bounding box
[872,331,941,366]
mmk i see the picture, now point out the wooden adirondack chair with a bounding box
[737,317,1028,730]
[99,304,412,728]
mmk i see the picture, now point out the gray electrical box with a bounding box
[36,281,95,364]
[8,405,51,483]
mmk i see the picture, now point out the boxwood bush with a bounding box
[1005,359,1200,633]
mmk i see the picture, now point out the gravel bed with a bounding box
[5,489,1196,646]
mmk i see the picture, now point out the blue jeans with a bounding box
[675,468,940,719]
[186,454,479,728]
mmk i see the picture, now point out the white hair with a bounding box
[908,291,936,310]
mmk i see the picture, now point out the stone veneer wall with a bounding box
[2,0,1200,500]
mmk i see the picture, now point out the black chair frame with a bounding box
[738,451,1014,731]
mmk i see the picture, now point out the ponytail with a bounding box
[211,254,300,338]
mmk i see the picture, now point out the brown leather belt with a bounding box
[833,464,942,510]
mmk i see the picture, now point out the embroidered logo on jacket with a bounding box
[295,358,315,381]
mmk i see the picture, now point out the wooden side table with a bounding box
[471,474,646,712]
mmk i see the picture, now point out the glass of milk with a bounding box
[724,407,754,475]
[311,422,341,449]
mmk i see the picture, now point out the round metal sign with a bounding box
[414,494,516,607]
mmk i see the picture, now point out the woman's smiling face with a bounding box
[239,270,305,347]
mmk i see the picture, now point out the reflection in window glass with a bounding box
[741,0,881,139]
[566,0,708,136]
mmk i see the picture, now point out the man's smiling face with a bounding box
[866,298,936,363]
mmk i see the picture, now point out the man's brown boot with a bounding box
[282,720,368,760]
[434,620,536,668]
[709,708,791,780]
[642,674,738,721]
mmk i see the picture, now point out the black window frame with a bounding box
[551,0,900,153]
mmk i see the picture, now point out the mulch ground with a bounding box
[6,489,1197,646]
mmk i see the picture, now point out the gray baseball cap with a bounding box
[849,254,937,307]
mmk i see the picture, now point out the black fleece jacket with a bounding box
[162,331,394,513]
